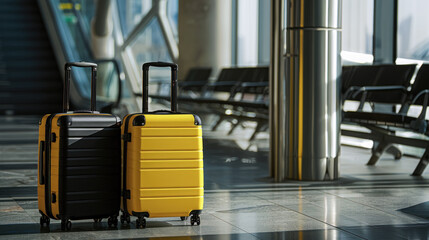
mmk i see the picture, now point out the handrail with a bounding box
[38,0,123,113]
[411,89,429,122]
[71,1,123,110]
[70,0,93,57]
[94,59,124,109]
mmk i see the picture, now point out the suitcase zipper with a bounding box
[122,113,138,215]
[44,113,57,219]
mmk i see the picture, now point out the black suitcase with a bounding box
[38,62,121,230]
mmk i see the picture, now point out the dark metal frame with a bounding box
[342,64,429,176]
[342,124,429,176]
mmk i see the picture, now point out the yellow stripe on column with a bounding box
[297,0,305,181]
[288,32,294,177]
[298,29,303,181]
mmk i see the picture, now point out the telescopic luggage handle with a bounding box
[142,62,178,113]
[63,62,97,113]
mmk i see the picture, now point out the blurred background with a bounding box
[2,0,429,238]
[1,0,429,166]
[1,0,429,115]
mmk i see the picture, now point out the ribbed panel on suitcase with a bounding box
[57,115,121,220]
[123,114,204,218]
[120,61,203,228]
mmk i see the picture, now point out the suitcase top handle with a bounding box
[142,62,178,113]
[63,62,97,113]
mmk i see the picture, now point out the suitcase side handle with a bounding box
[39,141,45,185]
[63,62,97,113]
[142,62,178,113]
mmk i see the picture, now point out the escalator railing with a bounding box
[94,59,123,112]
[37,0,123,113]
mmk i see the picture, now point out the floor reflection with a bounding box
[400,201,429,220]
[1,116,429,239]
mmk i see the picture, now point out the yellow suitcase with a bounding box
[120,62,204,228]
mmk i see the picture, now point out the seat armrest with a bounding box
[207,81,239,87]
[411,89,429,105]
[411,89,429,122]
[343,85,408,112]
[349,85,407,99]
[240,82,269,88]
[180,81,208,87]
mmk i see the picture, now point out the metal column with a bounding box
[271,0,342,181]
[178,0,232,79]
[269,0,285,180]
[91,0,114,59]
[373,0,397,64]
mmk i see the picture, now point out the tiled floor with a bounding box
[1,116,429,239]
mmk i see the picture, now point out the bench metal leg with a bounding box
[228,121,241,135]
[211,115,226,131]
[373,142,402,160]
[249,121,265,141]
[412,148,429,176]
[262,124,269,131]
[367,140,392,165]
[386,145,402,160]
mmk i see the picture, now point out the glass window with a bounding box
[167,0,178,41]
[117,0,152,38]
[55,0,121,101]
[237,0,258,66]
[342,0,374,64]
[97,62,120,102]
[56,0,92,97]
[115,0,179,95]
[397,0,429,61]
[58,0,92,61]
[129,19,172,85]
[258,0,270,65]
[74,0,95,37]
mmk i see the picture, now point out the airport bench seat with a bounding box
[179,67,212,92]
[343,112,426,133]
[342,64,429,176]
[341,64,416,161]
[342,64,416,109]
[150,66,269,140]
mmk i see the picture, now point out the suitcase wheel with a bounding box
[108,216,118,228]
[93,218,103,223]
[39,215,50,227]
[180,216,188,221]
[61,219,72,231]
[190,215,200,226]
[120,214,131,225]
[136,217,146,229]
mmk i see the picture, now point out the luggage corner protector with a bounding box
[132,115,146,126]
[57,115,72,127]
[115,116,122,126]
[193,115,202,125]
